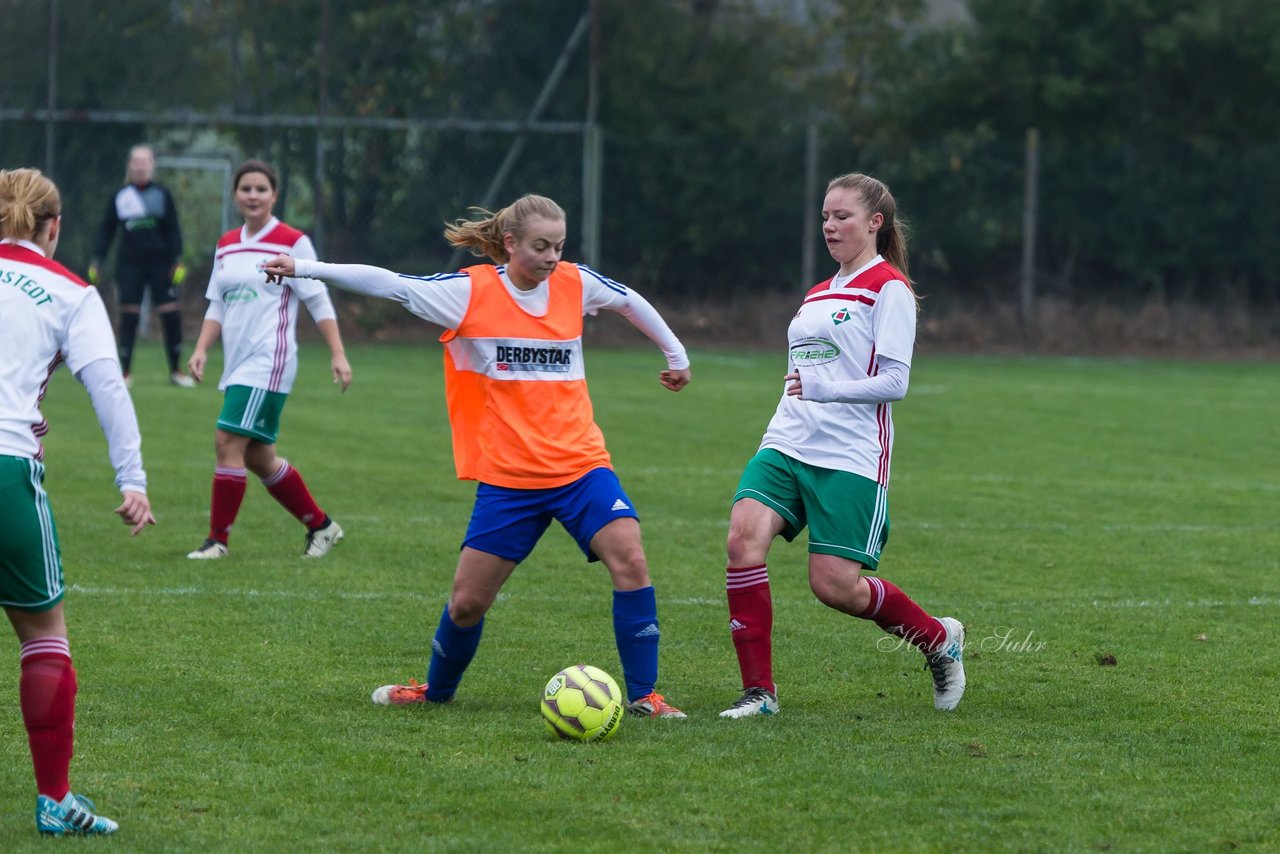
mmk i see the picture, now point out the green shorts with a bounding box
[0,456,64,612]
[733,448,890,568]
[217,385,288,444]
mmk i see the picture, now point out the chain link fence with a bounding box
[1,114,590,336]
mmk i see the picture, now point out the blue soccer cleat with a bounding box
[36,792,119,836]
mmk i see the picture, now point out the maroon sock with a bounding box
[726,564,775,692]
[860,575,945,651]
[262,461,325,529]
[20,638,76,801]
[209,466,247,542]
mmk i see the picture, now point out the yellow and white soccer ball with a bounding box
[540,664,624,742]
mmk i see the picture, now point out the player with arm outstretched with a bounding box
[264,193,692,719]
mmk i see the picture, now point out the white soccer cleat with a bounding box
[303,519,343,558]
[371,680,428,706]
[719,686,779,719]
[170,372,197,388]
[187,538,228,560]
[926,617,967,711]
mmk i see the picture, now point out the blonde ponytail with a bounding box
[0,168,61,241]
[444,194,565,264]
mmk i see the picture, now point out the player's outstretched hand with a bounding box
[659,368,691,392]
[332,354,353,392]
[115,490,156,536]
[262,253,296,284]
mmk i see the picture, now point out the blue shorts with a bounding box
[462,467,639,563]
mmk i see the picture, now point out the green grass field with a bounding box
[2,343,1277,852]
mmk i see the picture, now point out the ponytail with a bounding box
[826,172,914,291]
[444,194,565,264]
[0,168,61,241]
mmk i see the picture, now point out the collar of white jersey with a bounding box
[241,217,280,244]
[498,268,549,299]
[832,254,884,288]
[0,237,45,257]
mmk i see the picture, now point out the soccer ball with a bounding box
[540,664,624,742]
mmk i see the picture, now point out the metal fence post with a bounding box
[1020,126,1040,329]
[45,0,59,176]
[581,0,601,268]
[801,123,819,287]
[582,125,603,268]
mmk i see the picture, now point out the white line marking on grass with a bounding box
[333,515,460,525]
[1091,596,1280,609]
[666,595,1280,611]
[69,583,1279,612]
[663,596,726,606]
[895,473,1280,493]
[632,465,741,477]
[68,584,729,610]
[68,583,440,604]
[905,521,1276,533]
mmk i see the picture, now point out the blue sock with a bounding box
[425,603,484,702]
[612,586,659,702]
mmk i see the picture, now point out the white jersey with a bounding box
[204,218,333,393]
[292,259,690,370]
[759,255,916,485]
[0,240,120,459]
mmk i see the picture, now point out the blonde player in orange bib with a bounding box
[264,194,692,718]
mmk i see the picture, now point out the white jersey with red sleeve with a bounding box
[758,254,916,485]
[0,240,120,460]
[204,218,328,393]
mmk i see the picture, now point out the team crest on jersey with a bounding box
[832,307,851,325]
[789,337,841,366]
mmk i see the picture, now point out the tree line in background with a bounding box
[2,0,1278,308]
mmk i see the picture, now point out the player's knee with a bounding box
[448,593,491,626]
[213,431,237,456]
[213,431,249,465]
[245,459,275,480]
[606,549,650,589]
[725,524,767,566]
[809,574,840,608]
[809,569,871,614]
[243,445,278,477]
[808,571,850,609]
[614,564,651,589]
